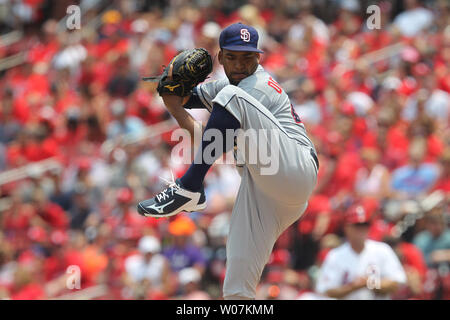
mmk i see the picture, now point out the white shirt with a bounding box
[315,240,407,300]
[393,7,433,37]
[125,253,166,286]
[346,91,374,117]
[402,89,449,124]
[354,164,387,195]
[53,44,87,70]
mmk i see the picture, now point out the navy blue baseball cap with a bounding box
[219,22,264,53]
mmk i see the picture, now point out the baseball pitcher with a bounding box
[137,23,319,300]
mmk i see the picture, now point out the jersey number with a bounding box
[267,77,301,123]
[291,104,302,124]
[267,77,282,94]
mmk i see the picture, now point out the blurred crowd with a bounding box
[0,0,449,300]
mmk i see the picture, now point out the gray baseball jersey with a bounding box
[191,64,318,299]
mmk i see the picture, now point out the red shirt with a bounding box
[398,242,428,279]
[6,144,30,167]
[363,123,410,169]
[25,73,50,96]
[54,90,80,115]
[3,205,35,231]
[43,255,66,281]
[6,138,60,167]
[28,40,59,64]
[12,95,30,124]
[11,283,46,300]
[40,137,61,159]
[425,135,444,163]
[369,217,395,241]
[359,30,393,52]
[298,194,331,235]
[321,151,363,196]
[124,209,161,229]
[38,202,69,229]
[433,173,450,193]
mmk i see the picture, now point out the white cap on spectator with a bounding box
[153,29,172,44]
[382,76,401,90]
[346,91,374,116]
[131,19,149,34]
[138,236,161,254]
[202,22,221,39]
[179,267,201,285]
[340,0,360,12]
[111,99,126,116]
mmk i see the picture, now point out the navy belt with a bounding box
[310,148,319,171]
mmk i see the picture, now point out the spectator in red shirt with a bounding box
[383,235,428,299]
[32,187,69,229]
[0,89,22,145]
[293,194,333,270]
[433,148,450,193]
[10,266,46,300]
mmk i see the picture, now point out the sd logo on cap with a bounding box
[219,22,264,53]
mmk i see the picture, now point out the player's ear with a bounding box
[218,49,223,65]
[255,53,260,63]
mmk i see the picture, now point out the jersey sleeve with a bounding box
[182,87,208,110]
[315,250,342,294]
[246,87,271,107]
[195,79,229,111]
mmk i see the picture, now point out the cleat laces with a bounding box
[156,171,180,202]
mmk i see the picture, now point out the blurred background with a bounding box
[0,0,449,300]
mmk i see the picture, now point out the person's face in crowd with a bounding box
[173,235,188,248]
[69,230,87,249]
[425,212,446,238]
[218,49,260,85]
[361,149,380,170]
[405,0,419,10]
[16,129,30,146]
[125,144,140,161]
[184,280,198,294]
[77,167,90,179]
[32,123,49,143]
[33,188,48,210]
[336,116,353,139]
[21,63,33,76]
[198,35,218,54]
[344,223,370,250]
[422,74,437,91]
[66,115,80,132]
[143,252,154,262]
[13,266,33,289]
[137,105,149,118]
[292,88,307,104]
[112,106,127,122]
[74,190,90,209]
[408,140,426,167]
[0,100,13,120]
[86,115,101,131]
[116,56,131,76]
[441,153,450,174]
